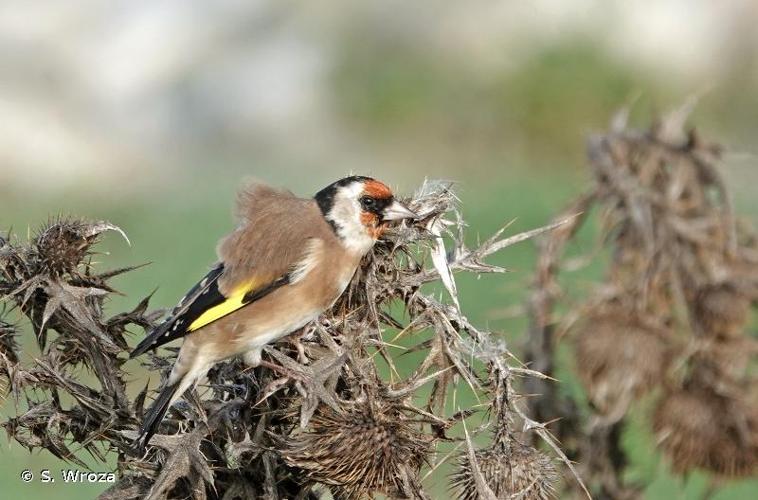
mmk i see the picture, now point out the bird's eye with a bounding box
[360,196,376,210]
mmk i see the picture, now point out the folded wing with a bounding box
[130,183,333,358]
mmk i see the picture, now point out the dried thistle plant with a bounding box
[523,102,758,499]
[1,182,582,499]
[450,359,558,500]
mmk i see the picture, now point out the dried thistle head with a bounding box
[653,386,758,477]
[33,218,128,277]
[573,310,669,418]
[281,401,430,498]
[694,283,751,339]
[34,218,98,276]
[690,336,757,382]
[451,437,558,500]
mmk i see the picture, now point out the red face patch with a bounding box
[360,211,387,239]
[363,180,393,200]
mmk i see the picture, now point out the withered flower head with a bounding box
[34,218,127,277]
[574,310,669,418]
[653,386,758,477]
[35,218,97,276]
[694,283,750,339]
[451,438,558,500]
[691,335,755,382]
[281,401,430,498]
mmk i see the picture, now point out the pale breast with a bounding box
[302,244,363,306]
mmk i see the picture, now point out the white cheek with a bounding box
[246,310,321,351]
[341,230,374,254]
[329,195,375,254]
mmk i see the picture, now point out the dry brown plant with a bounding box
[523,102,758,499]
[1,183,584,499]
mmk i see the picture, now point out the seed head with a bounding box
[34,218,97,276]
[653,387,758,477]
[574,311,669,417]
[451,438,557,500]
[691,336,755,382]
[694,283,750,339]
[282,402,430,498]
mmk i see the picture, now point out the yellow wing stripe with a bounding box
[188,280,256,332]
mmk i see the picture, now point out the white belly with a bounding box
[241,308,320,366]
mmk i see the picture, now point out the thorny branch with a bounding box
[1,182,577,499]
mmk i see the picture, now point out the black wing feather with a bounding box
[130,263,293,358]
[130,263,225,357]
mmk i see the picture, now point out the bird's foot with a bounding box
[287,328,310,364]
[258,359,305,382]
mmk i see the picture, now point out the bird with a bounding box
[130,175,417,450]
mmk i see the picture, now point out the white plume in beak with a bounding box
[382,200,418,221]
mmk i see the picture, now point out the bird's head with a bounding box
[315,176,417,253]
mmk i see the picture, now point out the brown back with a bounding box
[216,183,337,293]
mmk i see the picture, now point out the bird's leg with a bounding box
[258,360,305,382]
[186,388,208,425]
[254,377,291,408]
[287,328,309,364]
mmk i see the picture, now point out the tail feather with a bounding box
[134,381,181,452]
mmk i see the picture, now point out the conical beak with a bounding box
[382,200,418,221]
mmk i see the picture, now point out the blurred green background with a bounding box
[1,1,756,498]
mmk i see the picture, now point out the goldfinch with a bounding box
[130,176,417,449]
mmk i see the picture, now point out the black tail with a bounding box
[134,381,181,452]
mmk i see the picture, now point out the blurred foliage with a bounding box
[332,39,678,167]
[486,42,655,159]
